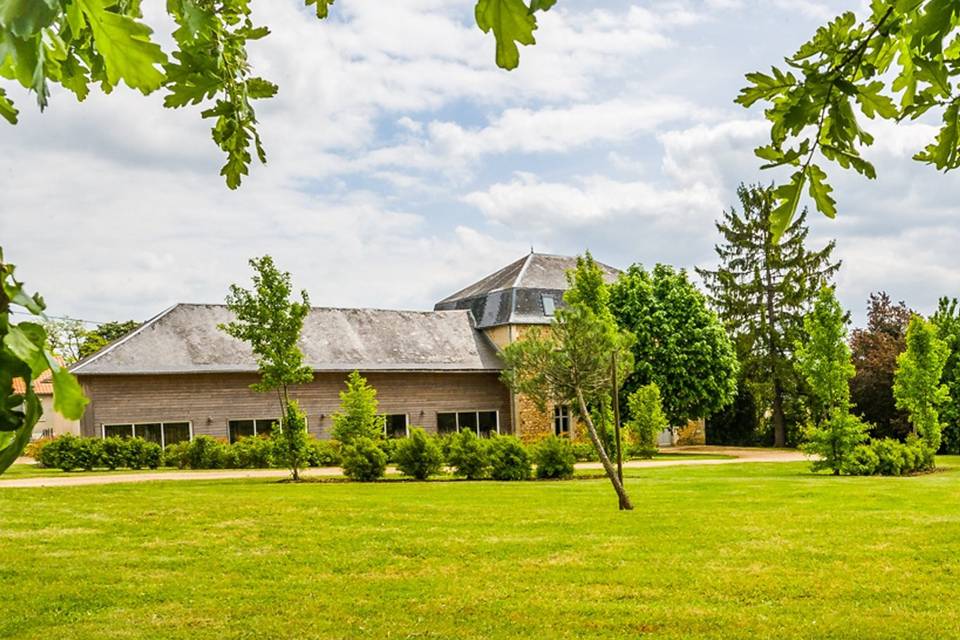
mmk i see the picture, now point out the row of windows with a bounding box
[101,411,502,443]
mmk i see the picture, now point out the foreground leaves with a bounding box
[740,2,960,238]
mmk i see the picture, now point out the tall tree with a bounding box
[931,297,960,453]
[741,2,960,237]
[849,292,913,440]
[697,184,840,447]
[220,255,313,480]
[609,263,738,428]
[894,316,950,453]
[43,317,88,363]
[78,320,140,359]
[502,253,635,510]
[795,287,867,475]
[0,1,554,189]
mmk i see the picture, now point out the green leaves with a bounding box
[806,164,837,219]
[0,87,16,123]
[855,80,898,118]
[49,354,88,420]
[915,101,960,170]
[770,170,806,240]
[305,0,335,19]
[475,0,538,70]
[76,0,166,93]
[0,0,59,38]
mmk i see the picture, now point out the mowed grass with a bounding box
[3,460,960,639]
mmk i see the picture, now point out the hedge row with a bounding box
[842,436,936,476]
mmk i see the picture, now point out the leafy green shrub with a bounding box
[163,441,191,469]
[802,414,870,475]
[487,436,531,481]
[234,436,275,468]
[125,437,148,469]
[331,371,386,444]
[841,444,879,476]
[533,436,575,479]
[216,444,240,469]
[341,436,387,481]
[626,383,667,459]
[306,439,341,467]
[74,437,103,471]
[188,435,222,469]
[871,438,907,476]
[142,442,163,469]
[274,400,310,479]
[100,437,129,470]
[40,434,77,471]
[571,441,598,462]
[394,428,444,480]
[446,430,489,480]
[25,437,55,463]
[377,437,401,464]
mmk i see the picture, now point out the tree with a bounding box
[0,249,87,473]
[609,263,738,427]
[697,184,840,447]
[849,292,913,440]
[78,320,140,359]
[625,383,666,459]
[0,0,555,189]
[931,297,960,453]
[219,255,312,480]
[330,371,385,445]
[794,287,867,474]
[741,3,960,237]
[43,317,88,363]
[502,253,635,510]
[894,316,950,452]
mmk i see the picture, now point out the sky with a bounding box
[2,0,958,328]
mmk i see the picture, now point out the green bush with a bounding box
[533,436,575,479]
[871,438,907,476]
[74,438,103,471]
[100,437,129,470]
[125,437,148,469]
[188,435,223,469]
[274,400,310,479]
[841,444,879,476]
[446,430,489,480]
[40,434,77,471]
[306,439,341,467]
[234,436,275,468]
[142,442,163,469]
[377,437,401,464]
[626,383,667,459]
[341,436,387,481]
[571,441,598,462]
[394,428,444,480]
[163,441,191,469]
[487,436,531,481]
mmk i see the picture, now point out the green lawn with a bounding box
[3,460,960,639]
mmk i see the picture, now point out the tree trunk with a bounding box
[771,378,786,448]
[763,233,787,449]
[577,388,633,510]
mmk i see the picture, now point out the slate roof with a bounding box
[70,304,504,376]
[434,252,620,328]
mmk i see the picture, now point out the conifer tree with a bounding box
[697,184,840,447]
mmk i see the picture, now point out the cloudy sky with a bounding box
[2,0,958,328]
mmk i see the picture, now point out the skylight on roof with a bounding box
[542,294,556,316]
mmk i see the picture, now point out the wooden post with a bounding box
[612,351,624,494]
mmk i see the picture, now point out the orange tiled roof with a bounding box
[11,356,63,395]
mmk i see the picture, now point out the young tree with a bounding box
[931,297,960,453]
[697,184,840,447]
[0,1,554,189]
[43,317,89,363]
[625,383,667,459]
[78,320,141,359]
[894,316,950,453]
[0,250,87,473]
[794,287,867,474]
[331,371,386,445]
[502,253,635,510]
[610,263,738,428]
[849,293,913,440]
[220,255,313,480]
[741,3,960,237]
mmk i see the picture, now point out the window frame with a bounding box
[382,413,410,439]
[226,418,283,444]
[100,421,194,447]
[541,293,556,316]
[435,410,500,437]
[553,405,571,437]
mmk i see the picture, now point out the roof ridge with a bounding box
[512,252,535,289]
[70,304,179,374]
[170,302,470,316]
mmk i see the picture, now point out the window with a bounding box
[101,422,193,447]
[383,414,408,438]
[554,405,570,436]
[228,419,278,444]
[436,411,500,437]
[542,294,556,316]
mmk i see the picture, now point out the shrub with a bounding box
[163,441,191,469]
[871,438,907,476]
[306,439,341,467]
[571,441,598,462]
[141,442,163,469]
[41,434,77,471]
[488,436,531,481]
[394,428,444,480]
[74,437,103,471]
[626,383,667,459]
[216,444,240,469]
[125,437,148,469]
[802,413,870,475]
[341,436,387,481]
[841,444,879,476]
[235,436,275,468]
[188,435,222,469]
[331,371,386,445]
[100,437,129,470]
[378,437,401,464]
[25,437,55,463]
[533,436,575,479]
[274,400,310,479]
[446,430,489,480]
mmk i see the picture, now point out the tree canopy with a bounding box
[894,315,950,452]
[0,0,555,189]
[931,297,960,453]
[741,1,960,237]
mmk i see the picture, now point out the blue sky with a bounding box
[1,0,958,327]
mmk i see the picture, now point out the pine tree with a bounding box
[697,184,840,447]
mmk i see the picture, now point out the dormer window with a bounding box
[542,294,556,316]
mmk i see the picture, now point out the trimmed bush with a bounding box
[488,436,531,481]
[841,444,879,476]
[234,436,275,469]
[571,441,598,462]
[75,438,103,471]
[447,430,489,480]
[100,437,128,470]
[394,428,444,480]
[341,436,387,481]
[40,434,78,471]
[163,441,191,469]
[871,438,907,476]
[533,435,575,479]
[378,437,401,464]
[306,439,341,467]
[188,435,223,470]
[125,437,148,469]
[25,437,55,463]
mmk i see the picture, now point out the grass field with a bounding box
[3,459,960,639]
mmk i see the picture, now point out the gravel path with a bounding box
[0,446,806,488]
